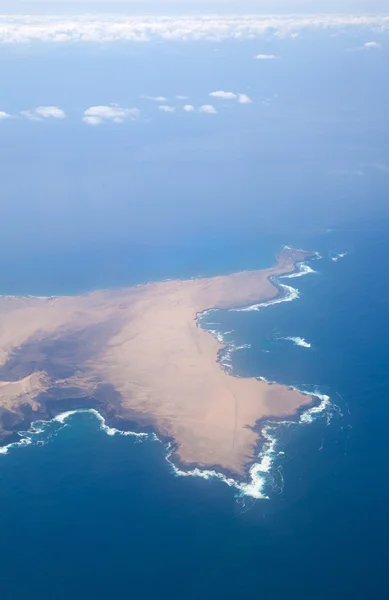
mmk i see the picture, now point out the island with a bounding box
[0,247,315,478]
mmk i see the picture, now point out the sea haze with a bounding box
[1,33,389,295]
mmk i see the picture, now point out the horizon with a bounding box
[1,0,389,14]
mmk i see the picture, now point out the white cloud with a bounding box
[199,104,217,114]
[363,40,381,48]
[21,110,40,121]
[183,104,195,112]
[158,105,175,112]
[36,106,65,118]
[210,90,238,100]
[21,106,66,120]
[0,111,11,119]
[348,39,382,51]
[254,53,277,60]
[0,14,388,44]
[82,116,102,125]
[209,91,252,104]
[238,94,252,104]
[83,104,140,125]
[143,95,167,102]
[176,95,189,100]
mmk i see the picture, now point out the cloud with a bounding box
[143,95,167,102]
[0,14,388,44]
[210,91,238,100]
[158,105,175,112]
[254,53,277,60]
[0,111,11,119]
[21,106,66,120]
[176,95,189,100]
[347,39,382,51]
[83,104,140,125]
[198,104,217,114]
[183,104,195,112]
[238,93,252,104]
[35,106,65,118]
[209,91,252,104]
[363,40,381,48]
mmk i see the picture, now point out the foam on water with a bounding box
[218,342,252,372]
[232,282,300,312]
[299,392,331,424]
[331,251,348,262]
[166,387,334,500]
[0,409,150,456]
[0,398,334,501]
[0,251,334,499]
[207,329,230,344]
[282,263,317,279]
[200,254,316,317]
[164,424,278,500]
[0,436,32,454]
[53,409,150,439]
[282,336,312,348]
[201,324,252,373]
[173,251,335,499]
[237,387,334,498]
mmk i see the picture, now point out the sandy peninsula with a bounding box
[0,247,315,476]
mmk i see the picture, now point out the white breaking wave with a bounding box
[207,329,226,344]
[282,263,317,279]
[166,387,333,500]
[0,398,334,500]
[299,392,331,424]
[283,246,322,260]
[234,344,251,350]
[0,436,32,454]
[0,249,335,500]
[174,250,333,499]
[53,409,150,438]
[203,323,251,373]
[0,409,150,456]
[227,253,320,311]
[217,342,252,372]
[173,252,333,498]
[231,282,300,312]
[165,425,278,500]
[282,336,312,348]
[331,251,348,262]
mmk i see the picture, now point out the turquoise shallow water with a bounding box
[1,224,389,598]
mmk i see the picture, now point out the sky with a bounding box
[0,0,389,13]
[0,2,388,291]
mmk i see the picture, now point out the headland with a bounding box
[0,247,315,476]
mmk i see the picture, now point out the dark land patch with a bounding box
[0,318,123,382]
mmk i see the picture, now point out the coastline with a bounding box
[0,387,332,499]
[0,248,333,498]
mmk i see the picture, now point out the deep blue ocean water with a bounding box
[1,222,389,599]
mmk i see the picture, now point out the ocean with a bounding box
[1,221,389,599]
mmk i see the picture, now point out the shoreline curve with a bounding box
[0,246,324,488]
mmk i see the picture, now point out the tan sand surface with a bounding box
[0,247,314,475]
